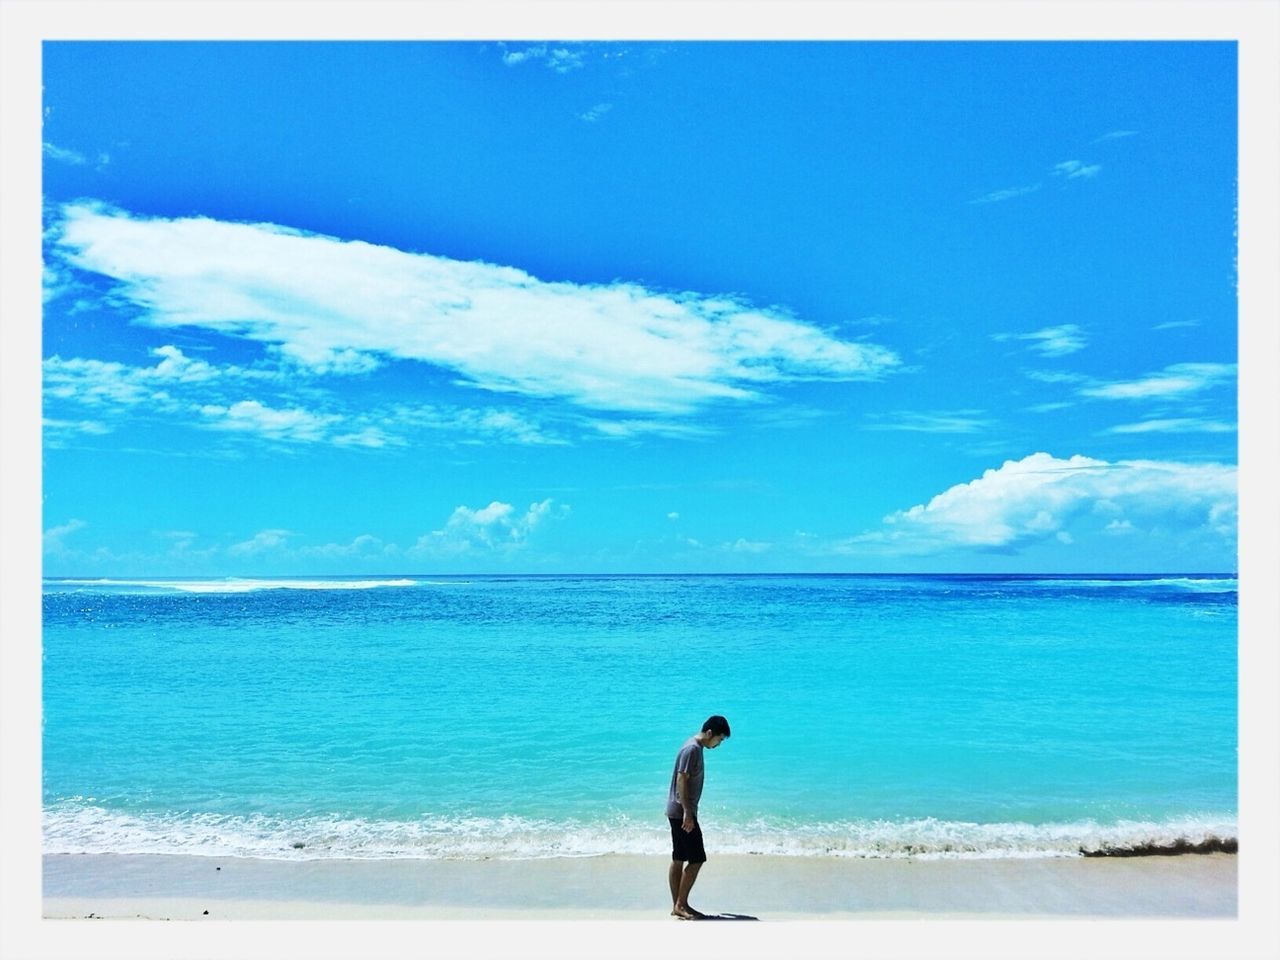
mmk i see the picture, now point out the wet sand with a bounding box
[43,851,1237,920]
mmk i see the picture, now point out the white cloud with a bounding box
[51,204,899,416]
[728,538,771,554]
[968,184,1040,205]
[580,102,613,122]
[198,400,341,443]
[43,142,86,165]
[1152,320,1199,331]
[43,263,76,303]
[547,48,586,73]
[44,345,275,409]
[586,419,714,440]
[502,45,545,66]
[1053,160,1102,179]
[863,411,991,434]
[43,417,111,436]
[43,141,109,171]
[842,452,1236,555]
[392,404,566,446]
[994,324,1087,357]
[1024,369,1088,384]
[44,346,572,449]
[297,534,394,560]
[501,44,584,73]
[1027,402,1074,413]
[1104,418,1236,434]
[154,529,199,552]
[147,344,231,383]
[44,356,169,407]
[1093,130,1137,143]
[228,529,293,556]
[1080,363,1236,400]
[331,426,401,448]
[410,499,567,557]
[466,410,563,446]
[43,518,87,554]
[667,512,680,521]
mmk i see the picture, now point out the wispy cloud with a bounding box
[1026,401,1074,413]
[44,344,578,450]
[586,419,714,440]
[1080,362,1236,400]
[994,324,1087,357]
[501,43,585,73]
[501,45,545,66]
[967,184,1041,205]
[43,518,87,555]
[970,156,1102,206]
[153,529,199,554]
[579,102,613,122]
[546,48,586,73]
[1024,369,1089,384]
[52,204,899,417]
[44,499,567,569]
[228,529,293,556]
[1152,319,1200,331]
[43,345,276,409]
[297,534,395,561]
[1103,418,1236,435]
[1052,159,1102,179]
[43,142,86,165]
[863,411,991,434]
[43,141,110,170]
[1092,130,1137,143]
[43,417,111,437]
[392,404,567,446]
[834,452,1236,555]
[197,400,344,444]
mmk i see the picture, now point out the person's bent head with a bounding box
[702,715,731,739]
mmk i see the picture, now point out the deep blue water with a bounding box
[42,574,1237,859]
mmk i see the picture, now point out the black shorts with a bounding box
[669,816,707,863]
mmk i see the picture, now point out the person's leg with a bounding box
[668,860,683,910]
[674,860,702,917]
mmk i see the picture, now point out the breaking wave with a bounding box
[42,802,1237,862]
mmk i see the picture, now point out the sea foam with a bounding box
[42,802,1237,862]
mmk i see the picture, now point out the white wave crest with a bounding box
[1025,577,1237,593]
[41,803,1238,862]
[43,578,420,594]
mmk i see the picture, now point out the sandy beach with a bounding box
[43,851,1237,921]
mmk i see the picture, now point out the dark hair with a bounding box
[702,715,731,738]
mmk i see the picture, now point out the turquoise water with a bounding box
[42,574,1237,859]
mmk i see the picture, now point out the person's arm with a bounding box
[676,772,697,831]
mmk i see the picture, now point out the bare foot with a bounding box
[672,905,705,920]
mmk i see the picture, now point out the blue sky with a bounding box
[40,40,1239,575]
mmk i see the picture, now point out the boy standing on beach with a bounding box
[666,715,731,920]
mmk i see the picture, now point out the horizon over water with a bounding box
[43,572,1237,861]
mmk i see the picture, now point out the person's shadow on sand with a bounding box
[696,912,760,921]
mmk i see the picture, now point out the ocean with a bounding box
[42,574,1238,861]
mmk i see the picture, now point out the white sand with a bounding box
[43,852,1237,921]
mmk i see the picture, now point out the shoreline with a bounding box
[43,851,1238,920]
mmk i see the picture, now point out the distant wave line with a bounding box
[43,577,422,594]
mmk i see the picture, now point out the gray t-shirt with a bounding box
[665,736,705,819]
